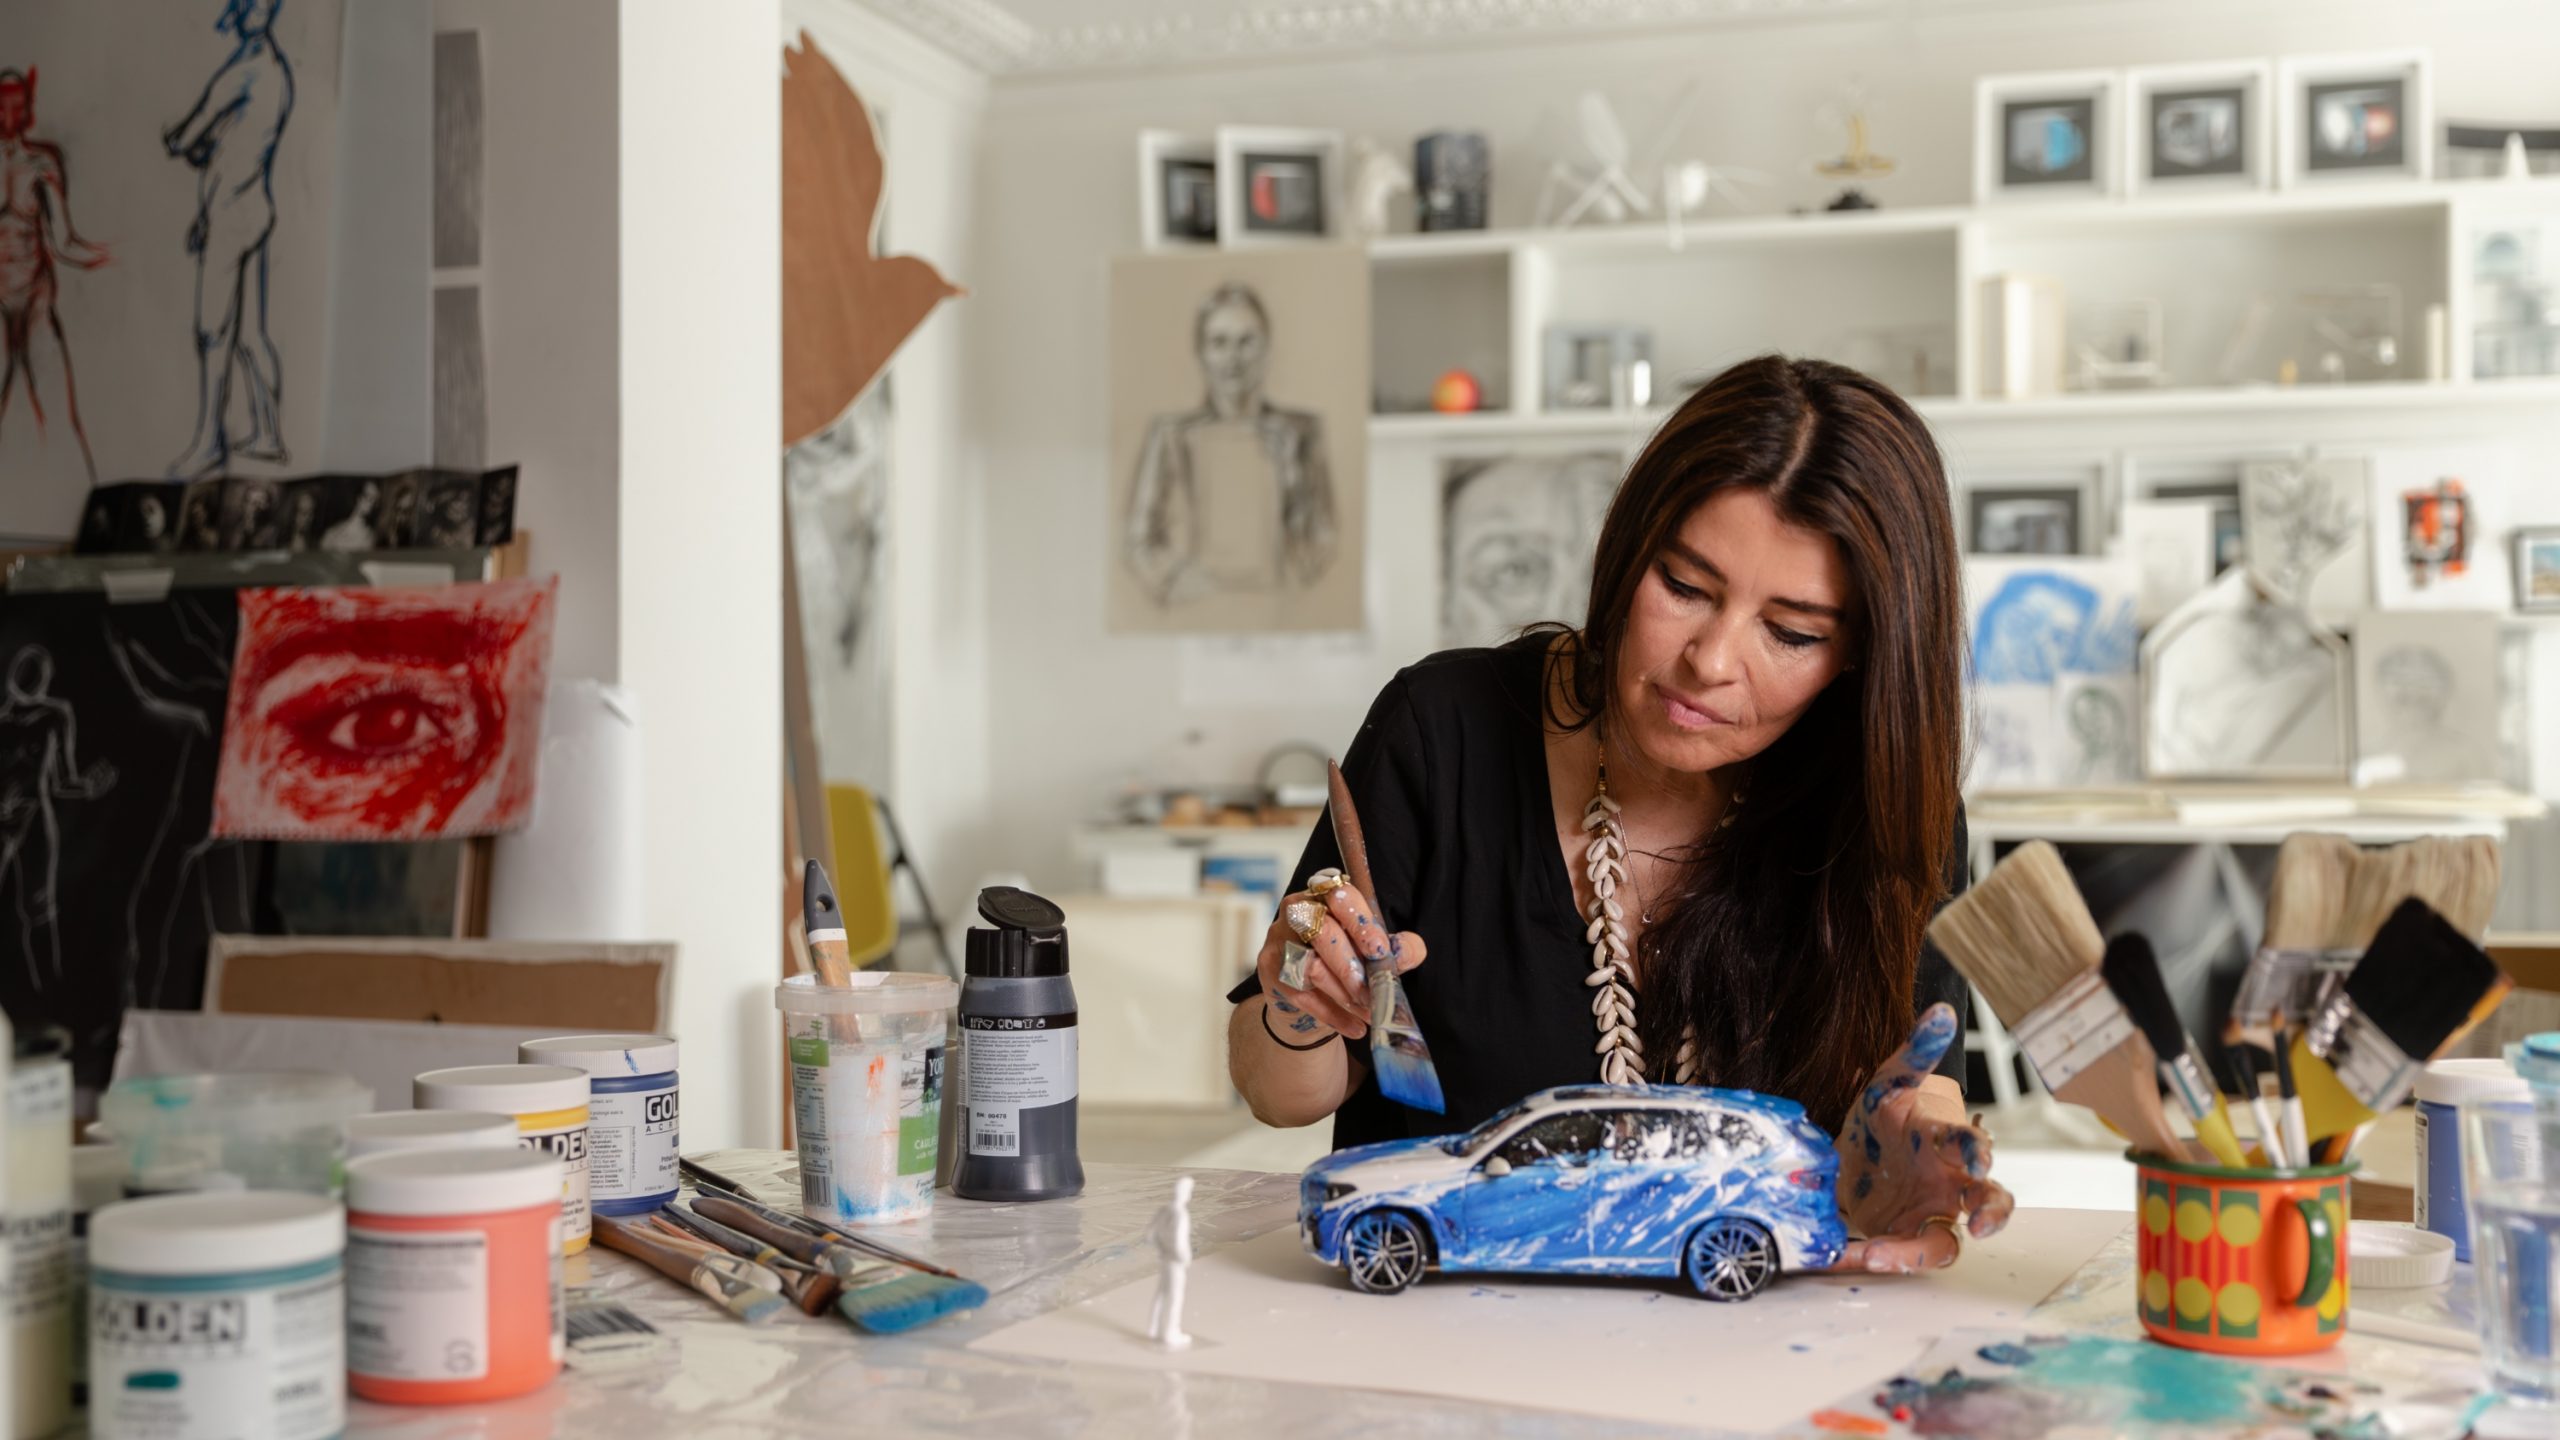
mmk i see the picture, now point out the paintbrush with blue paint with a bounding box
[1328,760,1446,1114]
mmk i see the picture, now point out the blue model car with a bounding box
[1299,1084,1845,1301]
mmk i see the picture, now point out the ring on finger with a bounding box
[1283,898,1327,946]
[1918,1212,1965,1265]
[1306,868,1347,897]
[1278,939,1311,990]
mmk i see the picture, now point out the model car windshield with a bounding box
[1442,1099,1535,1156]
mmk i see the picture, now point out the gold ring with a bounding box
[1306,869,1347,897]
[1283,898,1327,946]
[1918,1212,1965,1264]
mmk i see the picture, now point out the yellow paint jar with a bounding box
[413,1066,592,1254]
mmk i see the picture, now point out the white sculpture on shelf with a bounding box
[1347,137,1412,240]
[1147,1175,1195,1350]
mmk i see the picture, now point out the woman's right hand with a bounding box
[1253,875,1427,1042]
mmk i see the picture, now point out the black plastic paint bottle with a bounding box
[953,886,1086,1201]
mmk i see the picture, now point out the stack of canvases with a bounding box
[0,495,555,1102]
[1959,444,2549,794]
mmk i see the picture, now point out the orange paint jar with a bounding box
[344,1148,565,1404]
[2133,1151,2356,1356]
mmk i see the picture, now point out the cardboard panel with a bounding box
[207,936,673,1031]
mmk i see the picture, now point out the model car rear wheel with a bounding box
[1342,1209,1429,1295]
[1685,1216,1778,1302]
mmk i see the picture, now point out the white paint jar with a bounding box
[344,1110,520,1161]
[11,1032,73,1440]
[88,1193,346,1440]
[414,1066,592,1253]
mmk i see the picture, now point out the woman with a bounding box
[1228,354,2012,1274]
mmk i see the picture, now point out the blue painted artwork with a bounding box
[163,0,295,479]
[1964,558,2140,790]
[1298,1084,1846,1301]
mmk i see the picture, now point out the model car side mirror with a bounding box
[1482,1155,1512,1178]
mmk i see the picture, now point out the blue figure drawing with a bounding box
[1298,1085,1845,1301]
[1970,571,2135,686]
[162,0,293,480]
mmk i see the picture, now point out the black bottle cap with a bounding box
[967,885,1070,978]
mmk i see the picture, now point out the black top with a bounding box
[1227,639,1972,1152]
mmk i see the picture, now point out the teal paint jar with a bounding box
[88,1193,346,1440]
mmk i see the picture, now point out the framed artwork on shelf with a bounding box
[2368,444,2512,611]
[2123,452,2248,580]
[2351,608,2503,785]
[2141,568,2352,782]
[1541,325,1653,411]
[1138,131,1218,249]
[1958,462,2107,557]
[1975,70,2120,204]
[2122,61,2272,196]
[2276,51,2432,187]
[1215,126,1345,246]
[2517,527,2560,613]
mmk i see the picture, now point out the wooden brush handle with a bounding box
[2053,1029,2190,1161]
[694,1196,830,1264]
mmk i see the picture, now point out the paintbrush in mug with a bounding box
[594,1212,789,1325]
[658,1204,840,1315]
[2100,933,2246,1169]
[1926,841,2187,1159]
[2269,1013,2307,1169]
[802,859,863,1041]
[2289,896,2511,1153]
[2223,1045,2285,1170]
[1327,759,1447,1114]
[684,1159,972,1281]
[685,1193,987,1331]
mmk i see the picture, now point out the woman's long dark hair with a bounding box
[1545,354,1963,1133]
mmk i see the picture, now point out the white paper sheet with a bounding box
[973,1207,2132,1434]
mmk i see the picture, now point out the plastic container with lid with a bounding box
[88,1192,346,1440]
[516,1035,679,1215]
[68,1140,126,1408]
[2416,1056,2528,1261]
[414,1066,592,1253]
[12,1026,73,1439]
[345,1148,564,1404]
[777,971,955,1225]
[345,1110,521,1161]
[954,886,1085,1203]
[97,1071,370,1197]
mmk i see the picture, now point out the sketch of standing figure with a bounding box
[1126,283,1336,608]
[164,0,294,479]
[0,648,115,990]
[1146,1174,1195,1351]
[0,66,111,485]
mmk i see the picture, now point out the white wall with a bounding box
[963,0,2560,902]
[322,3,431,470]
[620,0,783,1148]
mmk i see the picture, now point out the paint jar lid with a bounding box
[774,971,957,1016]
[2514,1034,2560,1092]
[347,1147,562,1217]
[414,1064,590,1115]
[518,1034,679,1078]
[346,1110,522,1159]
[2416,1057,2529,1107]
[90,1192,344,1276]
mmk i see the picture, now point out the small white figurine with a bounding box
[1347,137,1412,240]
[1147,1175,1195,1350]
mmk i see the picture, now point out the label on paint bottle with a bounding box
[346,1229,490,1381]
[11,1058,72,1329]
[586,1085,680,1205]
[963,1013,1078,1158]
[91,1271,346,1440]
[519,1125,590,1246]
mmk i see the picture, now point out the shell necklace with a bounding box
[1581,731,1703,1086]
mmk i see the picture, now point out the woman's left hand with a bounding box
[1831,1002,2015,1273]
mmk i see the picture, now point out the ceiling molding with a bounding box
[860,0,1882,76]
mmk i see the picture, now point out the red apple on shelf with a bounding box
[1431,369,1482,414]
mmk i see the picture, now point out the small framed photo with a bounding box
[2277,51,2431,187]
[1975,71,2119,203]
[1137,130,1218,250]
[2123,61,2271,195]
[2517,526,2560,612]
[1961,462,2107,556]
[1542,325,1653,411]
[1214,126,1343,245]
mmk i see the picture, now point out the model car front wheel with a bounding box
[1342,1209,1429,1295]
[1685,1216,1778,1302]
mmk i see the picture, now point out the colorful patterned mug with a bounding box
[2133,1152,2355,1356]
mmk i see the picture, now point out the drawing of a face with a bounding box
[352,481,379,521]
[1196,289,1270,415]
[1443,454,1617,646]
[211,580,556,840]
[1612,487,1856,780]
[136,495,167,539]
[0,70,31,141]
[220,0,283,39]
[7,649,50,702]
[2376,647,2452,734]
[289,490,316,533]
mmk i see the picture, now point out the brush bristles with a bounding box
[2263,834,2360,951]
[837,1272,989,1334]
[2264,833,2501,952]
[1925,841,2104,1028]
[2346,896,2509,1061]
[2099,933,2190,1063]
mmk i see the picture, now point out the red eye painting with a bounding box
[212,578,557,840]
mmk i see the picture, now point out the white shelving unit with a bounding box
[1365,175,2560,442]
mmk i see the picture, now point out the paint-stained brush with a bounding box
[659,1203,840,1315]
[687,1194,986,1332]
[1328,760,1445,1114]
[684,1158,971,1280]
[2100,933,2246,1169]
[1925,841,2186,1159]
[595,1212,788,1325]
[2291,896,2512,1152]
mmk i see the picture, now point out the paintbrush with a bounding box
[2224,1045,2285,1170]
[594,1212,788,1325]
[1925,841,2186,1159]
[2100,934,2246,1169]
[2289,896,2511,1153]
[804,859,856,986]
[659,1204,840,1315]
[2233,834,2503,1054]
[684,1158,972,1281]
[2269,1012,2307,1169]
[1327,760,1446,1114]
[688,1194,987,1333]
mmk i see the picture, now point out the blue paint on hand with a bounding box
[1977,1341,2037,1366]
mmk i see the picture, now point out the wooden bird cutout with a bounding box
[782,31,963,448]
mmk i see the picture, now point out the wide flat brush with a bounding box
[2100,933,2246,1168]
[1926,841,2185,1158]
[2291,896,2512,1150]
[684,1158,972,1280]
[1328,760,1446,1114]
[594,1213,788,1324]
[687,1194,985,1332]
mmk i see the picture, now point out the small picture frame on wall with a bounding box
[1215,126,1345,245]
[1975,71,2119,203]
[1138,131,1219,249]
[2123,61,2271,196]
[2277,51,2431,187]
[1542,325,1653,411]
[2517,526,2560,613]
[1960,463,2106,556]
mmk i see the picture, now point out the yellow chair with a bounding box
[823,784,902,968]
